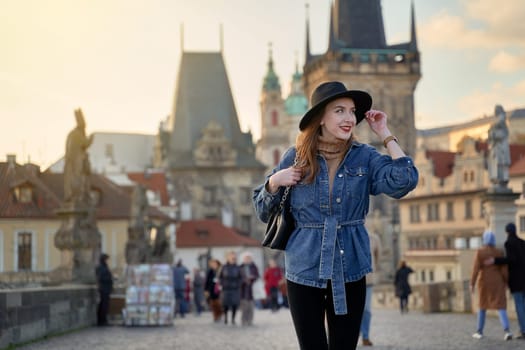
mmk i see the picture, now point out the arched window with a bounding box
[273,149,280,166]
[271,110,278,126]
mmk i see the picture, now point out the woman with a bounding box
[263,259,283,312]
[204,259,222,322]
[471,230,512,340]
[394,260,413,314]
[253,81,418,350]
[239,251,260,326]
[219,251,243,325]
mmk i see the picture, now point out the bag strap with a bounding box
[277,155,299,211]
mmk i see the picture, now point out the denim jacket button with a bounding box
[340,249,344,255]
[336,198,341,203]
[338,173,343,178]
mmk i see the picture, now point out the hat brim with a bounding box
[299,90,372,131]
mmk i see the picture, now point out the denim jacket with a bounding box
[253,142,418,315]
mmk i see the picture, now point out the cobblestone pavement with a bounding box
[18,308,525,350]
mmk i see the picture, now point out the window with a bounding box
[470,171,474,182]
[421,270,426,283]
[446,270,452,281]
[445,237,454,249]
[427,203,439,222]
[409,205,420,223]
[463,171,468,182]
[18,232,32,270]
[271,110,278,126]
[522,182,525,198]
[464,199,472,219]
[203,186,217,204]
[429,270,434,282]
[14,185,33,203]
[446,202,454,221]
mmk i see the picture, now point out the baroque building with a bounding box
[400,107,525,285]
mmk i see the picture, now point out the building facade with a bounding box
[400,108,525,285]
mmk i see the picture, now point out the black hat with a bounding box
[299,81,372,131]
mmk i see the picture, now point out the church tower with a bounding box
[303,0,420,155]
[156,47,266,235]
[256,45,290,171]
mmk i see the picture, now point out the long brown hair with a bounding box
[295,107,354,183]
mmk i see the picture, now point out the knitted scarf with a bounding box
[317,135,350,160]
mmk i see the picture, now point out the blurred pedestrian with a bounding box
[264,259,283,312]
[219,251,243,325]
[172,259,189,317]
[471,230,512,340]
[193,267,206,316]
[485,222,525,339]
[95,253,113,326]
[394,260,413,314]
[205,259,222,322]
[360,232,382,346]
[239,251,260,326]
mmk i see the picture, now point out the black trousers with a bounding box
[287,278,366,350]
[97,291,110,326]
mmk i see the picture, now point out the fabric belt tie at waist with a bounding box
[297,217,365,315]
[296,219,364,229]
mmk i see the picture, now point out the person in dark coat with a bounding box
[172,259,189,317]
[219,251,243,325]
[239,252,260,326]
[486,222,525,339]
[95,253,113,326]
[192,268,206,316]
[205,259,222,322]
[394,260,413,314]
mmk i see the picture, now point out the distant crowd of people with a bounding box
[171,253,287,326]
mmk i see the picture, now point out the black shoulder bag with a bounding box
[261,156,298,250]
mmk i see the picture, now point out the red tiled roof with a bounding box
[425,150,455,179]
[0,163,62,217]
[127,171,169,206]
[176,219,260,248]
[0,161,132,219]
[426,143,525,179]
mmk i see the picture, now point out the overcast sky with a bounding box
[2,0,525,168]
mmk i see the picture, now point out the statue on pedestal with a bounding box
[488,105,511,191]
[53,109,101,284]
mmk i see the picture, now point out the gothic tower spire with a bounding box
[409,1,418,52]
[305,3,311,64]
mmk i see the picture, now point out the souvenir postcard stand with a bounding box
[123,264,174,326]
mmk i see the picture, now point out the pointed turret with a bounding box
[262,43,281,93]
[408,1,418,52]
[327,2,338,51]
[304,3,311,64]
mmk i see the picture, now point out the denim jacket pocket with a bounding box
[343,166,369,199]
[290,181,316,210]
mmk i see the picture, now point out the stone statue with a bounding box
[63,109,94,205]
[488,105,511,189]
[126,184,149,264]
